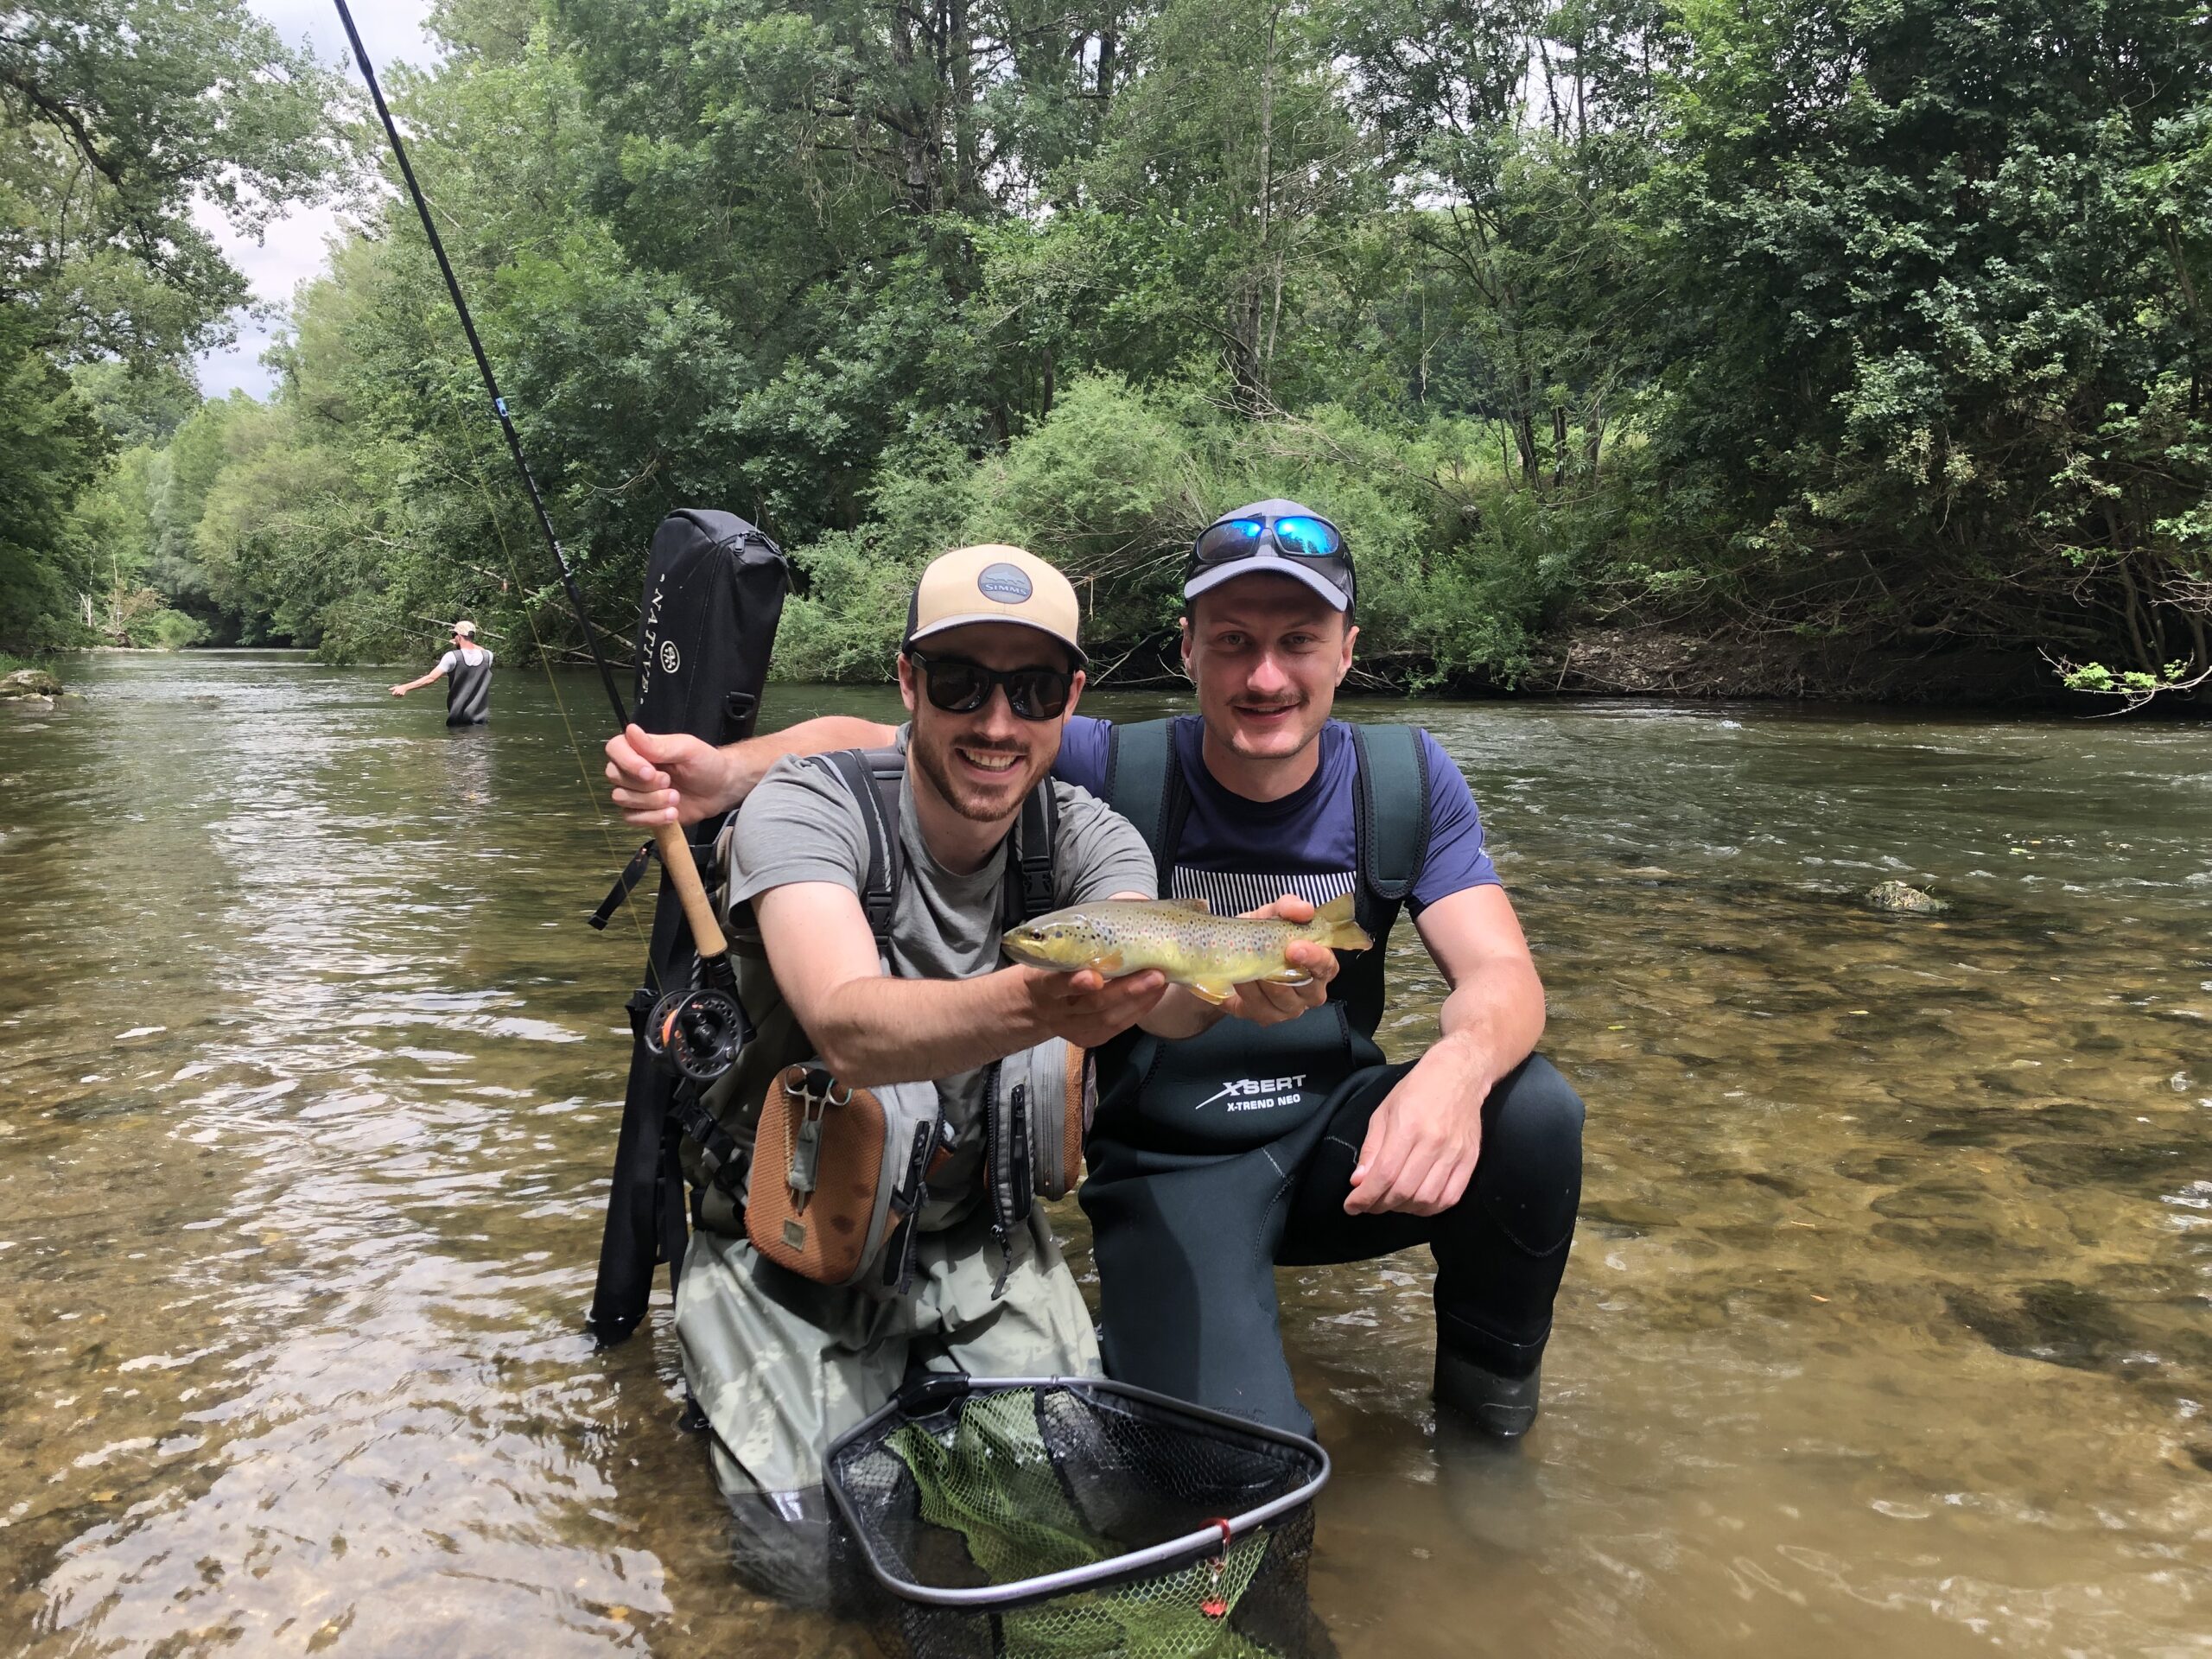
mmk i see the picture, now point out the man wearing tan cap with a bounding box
[617,545,1312,1599]
[389,620,494,725]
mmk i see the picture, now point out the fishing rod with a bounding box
[333,0,744,1081]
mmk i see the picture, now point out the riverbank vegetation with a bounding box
[5,0,2209,702]
[0,3,340,657]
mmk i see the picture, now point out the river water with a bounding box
[0,652,2206,1657]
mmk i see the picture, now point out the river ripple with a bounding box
[0,654,2205,1656]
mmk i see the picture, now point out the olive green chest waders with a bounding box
[1081,721,1427,1434]
[673,751,1105,1606]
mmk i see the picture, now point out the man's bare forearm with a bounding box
[803,967,1056,1087]
[1434,956,1546,1086]
[709,716,900,815]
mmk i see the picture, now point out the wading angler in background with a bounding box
[390,620,494,725]
[612,504,1587,1442]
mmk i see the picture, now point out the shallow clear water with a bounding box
[0,653,2206,1656]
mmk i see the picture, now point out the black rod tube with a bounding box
[330,0,630,730]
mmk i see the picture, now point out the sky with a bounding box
[191,0,441,400]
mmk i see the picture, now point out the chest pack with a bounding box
[674,748,1089,1300]
[1102,717,1431,1037]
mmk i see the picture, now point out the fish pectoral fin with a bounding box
[1185,978,1235,1007]
[1262,969,1313,987]
[1084,950,1126,976]
[1164,896,1210,912]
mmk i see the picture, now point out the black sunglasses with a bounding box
[906,650,1074,721]
[1192,511,1346,564]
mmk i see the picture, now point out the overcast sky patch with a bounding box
[193,0,441,401]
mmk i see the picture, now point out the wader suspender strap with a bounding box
[1343,722,1431,1033]
[1350,723,1429,911]
[1101,718,1191,900]
[1007,783,1058,927]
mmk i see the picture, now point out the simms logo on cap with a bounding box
[908,543,1085,665]
[977,562,1034,603]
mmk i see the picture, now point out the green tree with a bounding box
[0,302,105,647]
[1647,0,2212,685]
[0,0,340,646]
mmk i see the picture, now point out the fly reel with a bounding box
[644,984,747,1083]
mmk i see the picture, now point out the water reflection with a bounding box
[0,658,2204,1656]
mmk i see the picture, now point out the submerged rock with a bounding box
[1865,880,1949,915]
[0,668,63,699]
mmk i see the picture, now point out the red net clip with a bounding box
[1200,1517,1233,1618]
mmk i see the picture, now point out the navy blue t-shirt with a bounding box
[1053,715,1499,918]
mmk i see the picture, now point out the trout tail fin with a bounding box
[1313,891,1372,951]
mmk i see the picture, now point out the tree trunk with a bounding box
[890,3,932,214]
[950,0,976,206]
[1511,360,1539,484]
[1229,6,1281,411]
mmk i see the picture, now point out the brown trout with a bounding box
[1001,893,1371,1005]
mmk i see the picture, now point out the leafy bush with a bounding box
[774,373,1617,686]
[138,608,207,650]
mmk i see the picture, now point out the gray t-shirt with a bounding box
[436,646,493,674]
[728,741,1156,1205]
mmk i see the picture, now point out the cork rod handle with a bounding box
[652,821,728,958]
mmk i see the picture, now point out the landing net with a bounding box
[826,1376,1331,1659]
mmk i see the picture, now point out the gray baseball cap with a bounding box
[1182,499,1354,610]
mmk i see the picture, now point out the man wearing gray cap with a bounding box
[610,505,1586,1446]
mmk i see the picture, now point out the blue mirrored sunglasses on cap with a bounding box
[1192,511,1345,565]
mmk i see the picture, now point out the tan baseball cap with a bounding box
[452,620,478,638]
[904,544,1084,667]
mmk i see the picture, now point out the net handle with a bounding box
[823,1375,1332,1611]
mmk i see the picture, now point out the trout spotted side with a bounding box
[1001,893,1372,1006]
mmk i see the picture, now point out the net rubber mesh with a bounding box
[828,1382,1330,1659]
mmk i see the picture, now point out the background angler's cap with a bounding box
[452,620,478,638]
[906,544,1085,665]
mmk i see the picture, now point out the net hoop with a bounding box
[823,1373,1331,1612]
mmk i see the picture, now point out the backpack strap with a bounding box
[1335,723,1433,1036]
[819,745,1057,943]
[1005,779,1059,925]
[1350,723,1431,908]
[1101,717,1189,894]
[815,747,907,953]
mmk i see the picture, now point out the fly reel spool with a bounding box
[644,983,747,1083]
